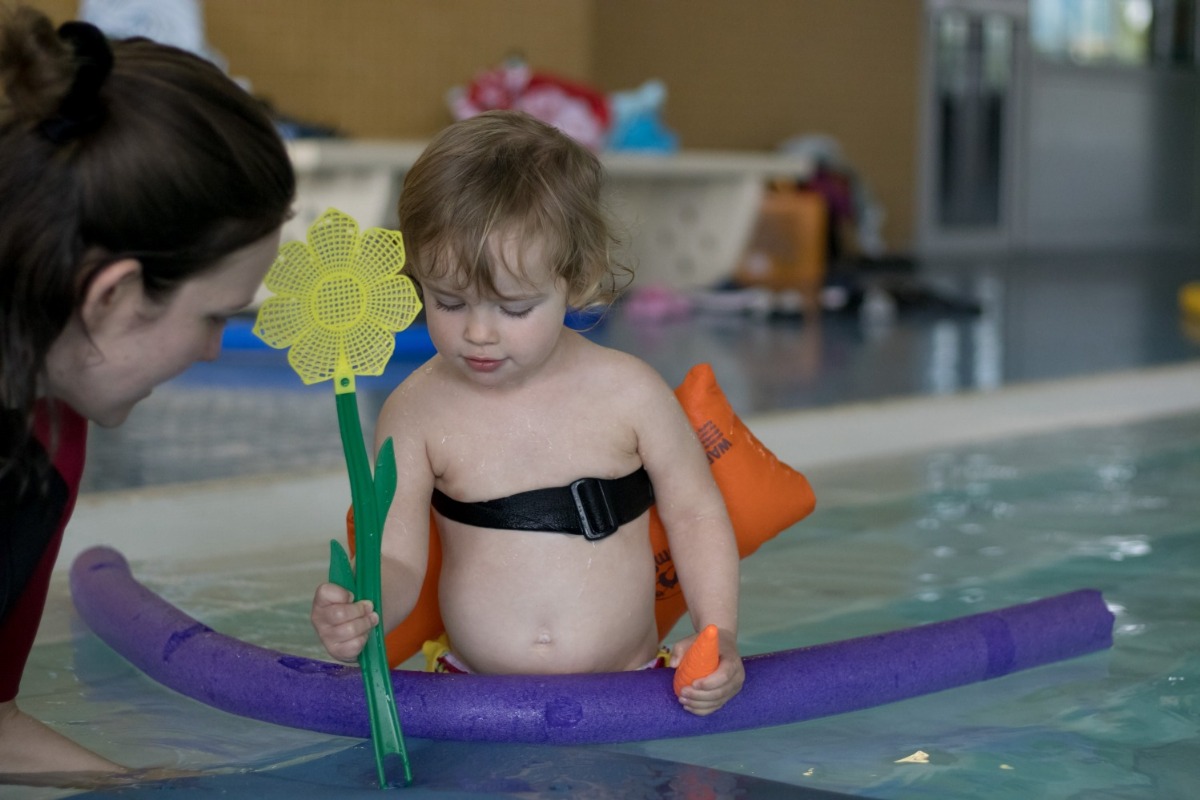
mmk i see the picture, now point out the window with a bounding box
[1031,0,1196,67]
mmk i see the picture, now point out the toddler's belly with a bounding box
[437,522,659,674]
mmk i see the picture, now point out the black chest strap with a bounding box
[431,467,654,541]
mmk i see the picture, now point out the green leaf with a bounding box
[374,438,398,518]
[328,539,355,595]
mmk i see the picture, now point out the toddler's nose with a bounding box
[464,308,498,344]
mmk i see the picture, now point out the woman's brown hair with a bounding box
[0,6,295,490]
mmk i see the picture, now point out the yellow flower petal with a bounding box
[253,296,312,349]
[344,323,396,377]
[306,209,359,273]
[312,271,368,333]
[356,227,407,285]
[256,208,424,383]
[264,241,320,296]
[287,326,344,385]
[366,275,423,333]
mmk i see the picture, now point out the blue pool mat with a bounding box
[222,317,437,359]
[222,309,608,361]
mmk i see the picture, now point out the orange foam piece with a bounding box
[673,624,720,696]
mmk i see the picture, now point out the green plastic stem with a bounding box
[333,389,412,788]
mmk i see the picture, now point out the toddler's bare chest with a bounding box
[428,395,638,497]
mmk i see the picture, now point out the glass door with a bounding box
[918,0,1026,254]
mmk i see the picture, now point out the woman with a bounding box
[1,6,294,780]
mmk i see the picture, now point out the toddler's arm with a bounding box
[631,362,744,714]
[312,374,437,662]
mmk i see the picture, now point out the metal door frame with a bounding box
[916,0,1029,257]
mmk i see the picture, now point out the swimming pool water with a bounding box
[616,411,1200,799]
[13,410,1200,798]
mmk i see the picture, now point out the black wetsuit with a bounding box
[1,402,87,702]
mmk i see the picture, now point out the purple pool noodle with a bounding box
[70,546,1114,744]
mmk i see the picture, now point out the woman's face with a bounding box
[44,229,281,427]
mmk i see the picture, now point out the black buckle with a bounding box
[570,477,619,540]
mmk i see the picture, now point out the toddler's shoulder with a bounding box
[574,342,674,402]
[378,356,448,419]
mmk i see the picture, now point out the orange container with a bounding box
[734,186,828,311]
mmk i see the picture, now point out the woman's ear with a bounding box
[79,258,145,333]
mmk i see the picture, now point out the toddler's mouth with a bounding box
[465,356,503,373]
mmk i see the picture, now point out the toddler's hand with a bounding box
[670,627,745,716]
[310,581,377,663]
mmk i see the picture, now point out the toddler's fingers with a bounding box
[677,657,745,715]
[680,696,723,716]
[327,635,368,663]
[317,601,377,636]
[313,581,355,607]
[322,611,377,662]
[678,673,740,711]
[680,653,735,687]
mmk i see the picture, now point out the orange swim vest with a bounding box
[348,362,817,667]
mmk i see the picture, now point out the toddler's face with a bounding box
[422,233,570,388]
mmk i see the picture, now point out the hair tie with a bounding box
[38,21,114,144]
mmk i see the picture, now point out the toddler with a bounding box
[311,110,743,715]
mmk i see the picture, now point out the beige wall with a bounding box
[205,0,596,139]
[14,0,922,249]
[594,0,923,250]
[14,0,596,138]
[7,0,73,23]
